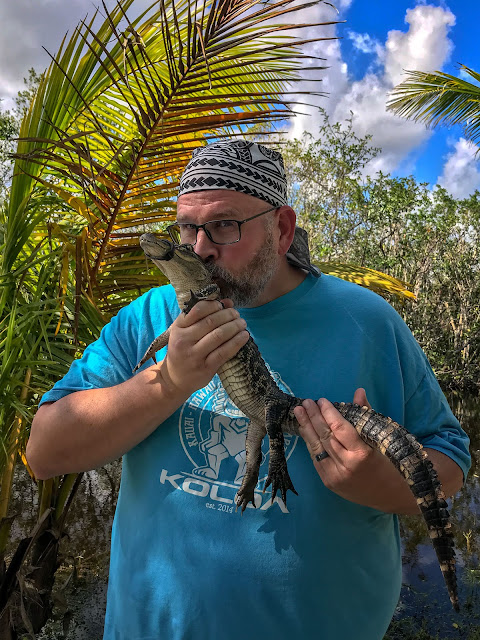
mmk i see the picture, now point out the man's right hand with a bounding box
[158,298,249,397]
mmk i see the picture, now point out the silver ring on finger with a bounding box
[315,450,329,462]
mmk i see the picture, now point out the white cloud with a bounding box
[287,2,350,140]
[0,0,152,109]
[286,4,457,175]
[383,5,455,86]
[437,138,480,198]
[0,0,461,185]
[347,31,381,55]
[0,0,90,107]
[337,0,353,9]
[330,4,456,174]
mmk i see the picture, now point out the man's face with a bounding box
[176,191,279,306]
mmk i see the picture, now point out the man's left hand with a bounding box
[293,388,422,513]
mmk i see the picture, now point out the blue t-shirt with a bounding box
[41,274,470,640]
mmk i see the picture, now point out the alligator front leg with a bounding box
[235,420,266,513]
[133,284,221,373]
[264,401,298,505]
[133,327,171,372]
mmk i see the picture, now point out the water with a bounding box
[9,463,120,640]
[389,393,480,638]
[11,395,480,639]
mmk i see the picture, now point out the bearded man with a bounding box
[27,140,470,640]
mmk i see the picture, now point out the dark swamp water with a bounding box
[10,394,480,639]
[386,394,480,640]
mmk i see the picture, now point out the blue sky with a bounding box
[1,0,479,198]
[340,0,480,191]
[286,0,480,198]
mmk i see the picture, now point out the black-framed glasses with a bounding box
[166,205,278,246]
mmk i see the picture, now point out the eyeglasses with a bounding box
[166,205,278,246]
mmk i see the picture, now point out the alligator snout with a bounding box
[139,233,175,261]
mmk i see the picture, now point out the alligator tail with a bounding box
[333,402,458,612]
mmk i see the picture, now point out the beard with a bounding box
[205,232,278,307]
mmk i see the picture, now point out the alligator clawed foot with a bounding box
[132,329,169,373]
[264,463,298,505]
[132,351,157,373]
[235,476,258,513]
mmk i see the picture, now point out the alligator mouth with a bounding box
[139,234,176,261]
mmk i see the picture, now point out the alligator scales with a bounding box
[135,234,459,611]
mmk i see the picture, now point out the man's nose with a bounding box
[194,228,219,262]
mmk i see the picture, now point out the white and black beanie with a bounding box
[179,140,287,208]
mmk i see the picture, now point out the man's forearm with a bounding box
[359,448,464,515]
[26,362,188,480]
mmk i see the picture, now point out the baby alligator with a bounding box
[134,234,458,611]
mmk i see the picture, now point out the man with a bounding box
[27,140,470,640]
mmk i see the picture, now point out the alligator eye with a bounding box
[162,243,176,260]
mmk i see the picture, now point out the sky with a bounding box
[1,0,480,198]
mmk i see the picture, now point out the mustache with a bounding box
[204,262,235,283]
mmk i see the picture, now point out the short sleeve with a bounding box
[404,360,471,481]
[39,301,141,405]
[39,286,178,405]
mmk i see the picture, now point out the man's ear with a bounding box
[276,206,297,256]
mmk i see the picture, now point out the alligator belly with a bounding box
[217,357,265,422]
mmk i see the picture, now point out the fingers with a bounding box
[190,310,248,355]
[175,300,244,344]
[293,400,333,461]
[295,397,372,462]
[162,298,249,395]
[176,298,232,328]
[204,326,250,370]
[353,387,371,409]
[317,398,372,453]
[295,393,378,503]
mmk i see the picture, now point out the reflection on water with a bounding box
[388,393,480,638]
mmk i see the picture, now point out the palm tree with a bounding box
[0,0,346,635]
[387,65,480,147]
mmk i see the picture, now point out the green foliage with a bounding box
[282,112,480,392]
[0,0,337,467]
[0,109,18,202]
[283,109,380,259]
[0,1,340,635]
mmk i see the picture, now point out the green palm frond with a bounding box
[8,0,337,309]
[387,66,480,147]
[0,2,342,625]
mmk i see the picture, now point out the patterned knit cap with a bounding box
[179,140,320,277]
[179,140,287,207]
